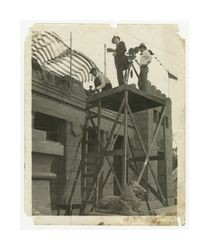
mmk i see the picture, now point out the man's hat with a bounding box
[89,67,97,74]
[138,43,147,49]
[112,35,120,44]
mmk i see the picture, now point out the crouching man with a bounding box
[89,67,112,93]
[120,180,147,215]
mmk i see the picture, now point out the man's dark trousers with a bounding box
[116,64,125,85]
[138,65,148,90]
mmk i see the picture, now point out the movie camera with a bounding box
[126,47,140,62]
[107,46,140,62]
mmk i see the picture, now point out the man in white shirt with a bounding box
[89,68,112,92]
[135,43,152,90]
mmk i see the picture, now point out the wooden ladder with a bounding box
[81,102,103,214]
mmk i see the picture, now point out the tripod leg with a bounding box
[131,63,139,79]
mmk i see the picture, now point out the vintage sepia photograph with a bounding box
[24,23,185,225]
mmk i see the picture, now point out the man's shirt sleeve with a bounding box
[96,73,106,90]
[140,50,152,65]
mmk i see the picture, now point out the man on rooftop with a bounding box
[89,68,112,93]
[107,36,129,86]
[135,43,152,90]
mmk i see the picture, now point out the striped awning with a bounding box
[32,31,98,83]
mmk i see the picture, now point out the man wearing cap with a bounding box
[86,85,95,96]
[108,36,128,86]
[89,67,112,92]
[119,180,147,215]
[135,43,152,90]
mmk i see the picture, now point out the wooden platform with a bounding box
[87,84,166,113]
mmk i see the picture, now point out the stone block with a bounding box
[32,152,60,215]
[32,180,51,215]
[32,129,46,142]
[32,141,64,156]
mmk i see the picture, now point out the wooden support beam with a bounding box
[101,155,121,192]
[163,116,168,205]
[109,115,125,149]
[96,99,102,204]
[122,90,128,188]
[128,138,138,172]
[129,155,164,162]
[141,179,165,205]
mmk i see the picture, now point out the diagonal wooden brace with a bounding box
[126,103,167,206]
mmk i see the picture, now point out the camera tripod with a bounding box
[124,61,139,85]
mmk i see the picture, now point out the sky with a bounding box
[32,24,185,146]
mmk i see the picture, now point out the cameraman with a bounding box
[108,36,129,86]
[89,68,112,93]
[135,43,152,90]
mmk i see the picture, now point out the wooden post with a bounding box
[163,116,168,205]
[122,90,128,188]
[82,115,88,204]
[96,100,102,204]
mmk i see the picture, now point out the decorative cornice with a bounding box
[32,89,86,113]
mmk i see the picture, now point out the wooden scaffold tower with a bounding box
[61,81,169,215]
